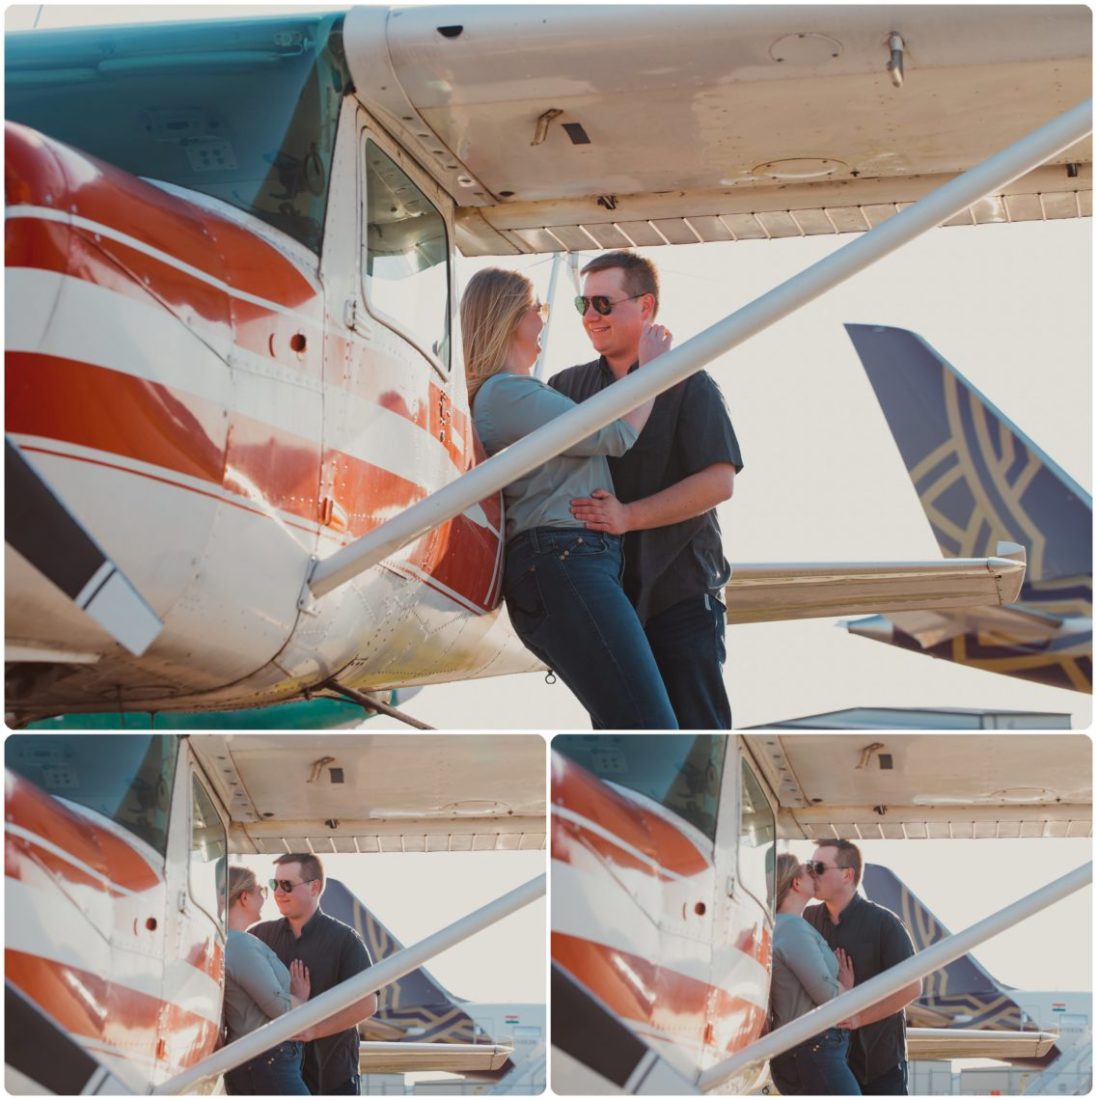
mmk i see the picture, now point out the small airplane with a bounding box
[4,732,546,1092]
[844,323,1092,694]
[549,732,1091,1093]
[5,5,1090,726]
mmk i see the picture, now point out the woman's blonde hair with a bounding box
[461,267,534,402]
[775,851,806,911]
[228,864,258,909]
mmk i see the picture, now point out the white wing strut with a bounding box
[305,99,1091,602]
[697,861,1092,1091]
[152,873,546,1095]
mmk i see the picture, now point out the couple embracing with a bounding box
[771,839,921,1096]
[462,250,744,730]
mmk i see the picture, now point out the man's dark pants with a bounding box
[643,593,731,729]
[860,1062,908,1095]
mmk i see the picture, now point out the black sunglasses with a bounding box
[806,861,843,876]
[573,292,647,316]
[270,877,319,894]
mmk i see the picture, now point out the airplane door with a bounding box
[709,745,775,1076]
[157,747,226,1084]
[317,114,502,620]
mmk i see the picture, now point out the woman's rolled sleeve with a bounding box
[478,374,638,456]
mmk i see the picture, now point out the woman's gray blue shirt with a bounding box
[770,912,841,1030]
[473,372,638,541]
[224,928,293,1041]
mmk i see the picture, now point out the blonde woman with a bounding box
[223,866,310,1094]
[769,852,860,1095]
[462,267,677,728]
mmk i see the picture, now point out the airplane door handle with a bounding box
[344,298,372,338]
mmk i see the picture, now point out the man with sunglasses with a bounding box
[250,853,377,1095]
[804,839,920,1095]
[549,250,743,728]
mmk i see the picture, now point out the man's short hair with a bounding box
[817,838,863,887]
[580,250,660,318]
[275,851,325,889]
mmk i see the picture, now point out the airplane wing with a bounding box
[724,543,1025,624]
[188,734,546,854]
[343,6,1092,256]
[359,1040,512,1074]
[906,1027,1058,1061]
[742,734,1091,839]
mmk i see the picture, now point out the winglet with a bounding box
[991,541,1026,604]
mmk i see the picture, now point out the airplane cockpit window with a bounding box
[555,735,726,842]
[738,757,776,913]
[190,776,227,926]
[363,141,451,372]
[5,13,350,253]
[6,734,177,857]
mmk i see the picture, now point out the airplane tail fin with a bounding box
[322,878,509,1068]
[844,323,1091,615]
[862,863,1059,1068]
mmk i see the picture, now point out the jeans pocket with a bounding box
[504,564,545,626]
[549,532,612,560]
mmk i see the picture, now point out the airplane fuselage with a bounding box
[551,735,775,1092]
[5,18,539,721]
[5,736,224,1089]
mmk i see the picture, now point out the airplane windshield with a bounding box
[6,734,178,856]
[555,735,726,842]
[5,12,350,252]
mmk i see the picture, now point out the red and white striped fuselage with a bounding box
[551,742,775,1093]
[5,746,225,1090]
[6,102,536,720]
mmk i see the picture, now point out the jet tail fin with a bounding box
[844,323,1091,615]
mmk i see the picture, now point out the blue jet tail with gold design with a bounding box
[844,324,1091,693]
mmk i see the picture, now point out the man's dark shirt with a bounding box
[804,893,917,1084]
[251,908,373,1093]
[549,358,743,623]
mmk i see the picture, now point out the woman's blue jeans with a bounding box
[223,1040,309,1095]
[770,1028,861,1095]
[504,528,678,729]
